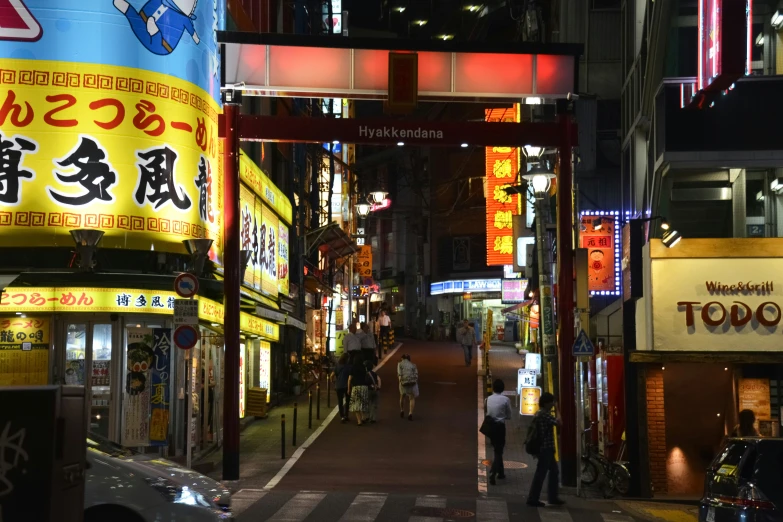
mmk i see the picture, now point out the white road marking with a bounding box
[268,491,326,521]
[476,498,509,522]
[601,513,636,522]
[264,343,403,490]
[229,489,267,517]
[538,507,574,522]
[409,495,447,522]
[338,493,388,522]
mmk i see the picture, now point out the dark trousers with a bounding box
[361,348,377,366]
[336,388,349,419]
[462,344,472,365]
[376,338,383,361]
[490,423,506,477]
[380,325,391,349]
[528,447,560,503]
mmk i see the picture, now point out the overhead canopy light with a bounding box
[755,33,765,47]
[393,6,406,12]
[662,229,682,248]
[772,11,783,29]
[413,20,428,26]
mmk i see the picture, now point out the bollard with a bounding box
[316,383,321,420]
[281,414,286,459]
[292,402,298,446]
[308,390,313,429]
[327,377,331,408]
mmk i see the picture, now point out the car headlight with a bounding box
[145,478,214,508]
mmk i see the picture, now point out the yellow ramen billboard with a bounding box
[0,59,223,259]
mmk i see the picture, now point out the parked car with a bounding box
[84,432,232,522]
[700,437,783,522]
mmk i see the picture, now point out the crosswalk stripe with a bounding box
[476,498,509,522]
[268,491,326,521]
[538,507,574,522]
[338,493,388,522]
[408,495,447,522]
[415,495,446,508]
[229,489,267,517]
[601,513,636,522]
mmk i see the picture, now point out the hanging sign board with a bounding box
[517,369,537,394]
[520,386,542,416]
[525,353,541,373]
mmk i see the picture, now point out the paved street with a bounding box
[218,340,698,522]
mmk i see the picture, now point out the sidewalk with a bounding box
[195,342,402,490]
[483,346,700,522]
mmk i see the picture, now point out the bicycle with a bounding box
[581,425,630,498]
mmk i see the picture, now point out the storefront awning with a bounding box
[304,274,334,296]
[305,223,358,260]
[286,315,307,331]
[255,305,286,323]
[502,301,533,314]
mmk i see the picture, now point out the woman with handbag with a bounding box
[397,354,419,421]
[347,352,370,426]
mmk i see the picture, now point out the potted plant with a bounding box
[291,377,302,396]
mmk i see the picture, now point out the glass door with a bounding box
[62,320,114,439]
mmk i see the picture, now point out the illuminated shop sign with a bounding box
[485,106,522,266]
[501,279,529,303]
[0,0,224,257]
[696,0,752,96]
[579,211,621,296]
[430,279,502,296]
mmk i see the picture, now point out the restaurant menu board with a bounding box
[259,341,271,402]
[0,317,49,385]
[738,378,771,425]
[92,360,110,386]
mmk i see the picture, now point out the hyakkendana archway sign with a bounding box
[217,31,582,482]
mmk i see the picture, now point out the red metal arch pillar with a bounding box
[557,106,577,486]
[222,98,242,481]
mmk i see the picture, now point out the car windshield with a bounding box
[710,440,752,476]
[86,432,138,459]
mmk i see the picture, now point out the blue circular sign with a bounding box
[174,324,198,350]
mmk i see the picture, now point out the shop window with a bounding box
[65,324,87,386]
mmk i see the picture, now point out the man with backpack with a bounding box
[526,392,565,507]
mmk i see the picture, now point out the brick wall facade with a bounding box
[646,368,667,494]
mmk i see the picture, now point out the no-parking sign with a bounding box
[173,325,199,350]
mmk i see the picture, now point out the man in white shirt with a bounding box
[485,379,512,485]
[378,309,392,354]
[343,323,362,355]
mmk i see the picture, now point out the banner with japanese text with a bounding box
[0,59,223,260]
[0,287,179,314]
[278,223,290,296]
[124,327,171,446]
[0,316,49,385]
[485,106,522,266]
[262,206,279,296]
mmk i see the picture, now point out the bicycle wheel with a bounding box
[612,463,630,496]
[581,458,599,485]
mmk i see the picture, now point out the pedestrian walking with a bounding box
[373,315,383,361]
[330,352,351,423]
[378,309,392,354]
[397,354,419,421]
[457,319,475,366]
[347,352,370,426]
[526,392,565,507]
[731,409,760,437]
[344,323,362,356]
[485,379,512,484]
[365,360,381,423]
[359,322,377,365]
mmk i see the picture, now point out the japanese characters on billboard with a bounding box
[485,106,522,266]
[0,0,224,260]
[238,151,292,297]
[579,212,620,295]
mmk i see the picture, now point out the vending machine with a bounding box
[595,350,625,461]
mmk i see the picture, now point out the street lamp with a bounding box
[523,165,555,199]
[369,190,388,204]
[356,202,372,218]
[637,215,681,248]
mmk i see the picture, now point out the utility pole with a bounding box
[535,193,558,393]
